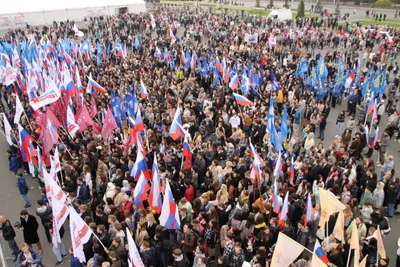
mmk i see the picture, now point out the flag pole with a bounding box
[346,248,352,267]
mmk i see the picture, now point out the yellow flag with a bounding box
[350,222,360,265]
[271,232,305,267]
[333,210,345,244]
[319,188,347,228]
[358,255,368,267]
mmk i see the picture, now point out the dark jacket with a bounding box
[18,176,29,195]
[20,215,40,244]
[76,182,90,202]
[0,219,16,241]
[36,206,52,226]
[143,248,157,267]
[16,248,42,267]
[70,255,84,267]
[9,155,19,172]
[173,254,190,267]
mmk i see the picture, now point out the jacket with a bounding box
[296,227,309,247]
[228,250,245,267]
[76,182,90,201]
[18,177,29,195]
[0,219,16,241]
[16,248,42,267]
[20,215,40,244]
[70,255,84,267]
[9,155,19,172]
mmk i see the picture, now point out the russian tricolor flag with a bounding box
[169,107,186,140]
[229,73,239,90]
[278,191,289,224]
[132,109,145,144]
[190,50,197,69]
[249,139,265,167]
[371,126,380,149]
[130,149,150,181]
[148,154,162,213]
[48,119,60,145]
[314,240,330,264]
[304,193,314,227]
[183,136,192,169]
[289,156,295,186]
[18,124,35,162]
[233,93,252,106]
[133,172,150,210]
[272,180,281,214]
[87,74,107,94]
[367,94,375,115]
[159,179,180,230]
[65,74,78,99]
[139,80,148,99]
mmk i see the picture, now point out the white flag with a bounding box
[2,113,13,145]
[126,228,145,267]
[51,196,69,247]
[67,105,79,138]
[333,211,345,244]
[350,221,360,266]
[271,232,305,267]
[244,33,258,43]
[43,168,67,205]
[69,207,92,263]
[51,147,62,173]
[29,79,61,111]
[14,94,24,124]
[366,226,386,258]
[319,188,346,229]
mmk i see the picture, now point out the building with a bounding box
[0,0,146,29]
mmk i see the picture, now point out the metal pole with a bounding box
[0,237,9,267]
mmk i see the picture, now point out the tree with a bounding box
[256,0,261,7]
[315,0,323,13]
[267,0,274,9]
[374,0,392,8]
[283,0,291,9]
[354,0,361,5]
[297,0,305,18]
[335,2,341,14]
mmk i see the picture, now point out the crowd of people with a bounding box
[0,5,400,267]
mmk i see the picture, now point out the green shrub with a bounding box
[354,0,360,5]
[297,0,305,17]
[374,0,393,8]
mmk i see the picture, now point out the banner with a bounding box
[84,7,108,18]
[0,14,26,30]
[245,33,258,44]
[30,88,61,111]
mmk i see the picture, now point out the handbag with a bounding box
[374,142,381,151]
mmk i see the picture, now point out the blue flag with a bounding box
[280,105,288,142]
[135,36,140,50]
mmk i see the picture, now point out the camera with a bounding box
[14,222,21,229]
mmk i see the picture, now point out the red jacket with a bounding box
[184,185,195,203]
[119,200,133,220]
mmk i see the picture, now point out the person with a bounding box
[228,242,245,267]
[7,150,19,174]
[16,242,43,267]
[19,209,42,255]
[76,177,90,202]
[0,215,19,260]
[36,199,52,243]
[378,131,390,166]
[52,226,68,265]
[172,248,190,267]
[336,110,345,138]
[318,115,327,141]
[17,172,31,208]
[69,247,84,267]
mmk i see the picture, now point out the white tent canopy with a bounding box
[0,0,146,27]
